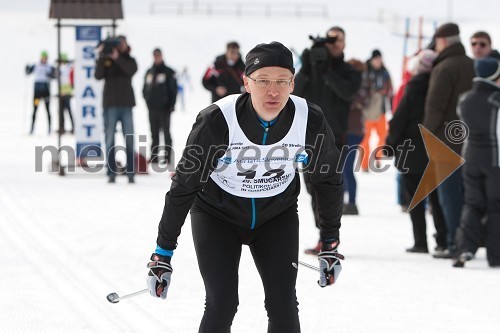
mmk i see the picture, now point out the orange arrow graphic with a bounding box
[408,125,465,211]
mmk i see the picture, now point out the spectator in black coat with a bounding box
[294,26,361,255]
[143,48,178,164]
[294,26,361,149]
[453,57,500,268]
[386,49,447,254]
[202,41,245,102]
[95,35,138,183]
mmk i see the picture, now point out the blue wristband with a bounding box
[155,244,174,257]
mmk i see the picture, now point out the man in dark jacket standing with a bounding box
[423,23,474,258]
[143,48,178,164]
[202,41,245,102]
[294,26,361,254]
[453,57,500,268]
[95,35,138,183]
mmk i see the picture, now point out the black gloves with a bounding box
[147,253,173,299]
[318,239,344,287]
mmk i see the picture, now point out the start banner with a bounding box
[74,26,103,158]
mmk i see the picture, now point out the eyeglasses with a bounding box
[247,76,293,88]
[471,41,488,48]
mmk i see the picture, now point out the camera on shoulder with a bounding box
[98,37,121,57]
[308,35,336,63]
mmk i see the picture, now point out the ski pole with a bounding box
[106,288,148,304]
[292,261,320,272]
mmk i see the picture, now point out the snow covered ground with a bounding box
[1,1,499,332]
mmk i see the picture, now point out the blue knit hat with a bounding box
[474,57,500,81]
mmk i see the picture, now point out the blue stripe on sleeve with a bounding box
[155,244,174,257]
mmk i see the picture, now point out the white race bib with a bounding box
[210,94,309,198]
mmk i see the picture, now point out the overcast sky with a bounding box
[1,0,499,23]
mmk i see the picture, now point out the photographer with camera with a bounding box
[95,35,138,184]
[294,26,362,254]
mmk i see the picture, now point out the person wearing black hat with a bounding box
[452,57,500,268]
[145,41,344,332]
[142,48,178,164]
[422,22,475,258]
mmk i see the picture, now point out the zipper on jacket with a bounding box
[250,198,256,229]
[257,116,277,145]
[250,115,277,229]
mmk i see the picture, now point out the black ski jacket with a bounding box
[156,93,343,250]
[142,62,177,111]
[458,78,500,167]
[95,52,137,108]
[202,54,245,102]
[386,73,431,174]
[294,49,361,148]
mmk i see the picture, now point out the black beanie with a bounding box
[475,57,500,81]
[245,41,295,76]
[371,49,382,59]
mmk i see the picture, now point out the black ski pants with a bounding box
[191,207,300,333]
[148,108,172,163]
[32,82,51,132]
[403,173,447,249]
[455,163,500,266]
[58,95,74,132]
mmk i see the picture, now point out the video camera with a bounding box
[98,36,121,56]
[309,35,338,47]
[308,34,338,62]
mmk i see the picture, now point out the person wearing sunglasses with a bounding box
[470,31,500,60]
[146,42,344,332]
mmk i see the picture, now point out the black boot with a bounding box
[406,246,429,253]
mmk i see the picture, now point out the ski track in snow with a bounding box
[0,188,166,332]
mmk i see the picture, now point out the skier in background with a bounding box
[26,50,55,135]
[176,66,191,111]
[58,53,75,134]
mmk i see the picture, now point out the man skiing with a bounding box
[146,41,344,332]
